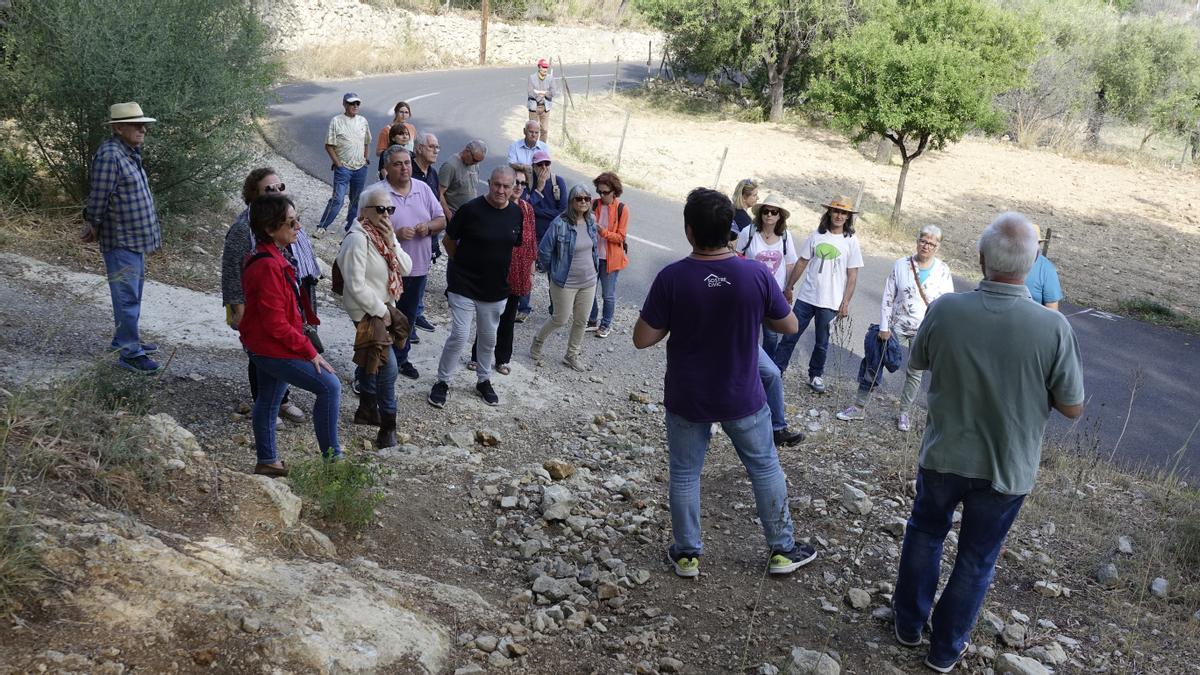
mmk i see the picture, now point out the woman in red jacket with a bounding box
[240,194,342,476]
[587,171,629,338]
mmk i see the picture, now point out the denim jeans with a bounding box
[758,347,787,431]
[316,164,369,231]
[392,274,427,365]
[854,332,925,412]
[761,327,781,364]
[249,353,343,463]
[101,247,147,359]
[773,300,837,378]
[588,259,619,328]
[665,403,794,556]
[248,358,289,405]
[893,468,1026,665]
[517,293,531,314]
[437,292,505,383]
[358,340,398,415]
[473,295,520,366]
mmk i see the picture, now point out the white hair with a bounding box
[466,139,488,156]
[489,165,516,183]
[416,132,438,148]
[918,224,942,241]
[977,211,1038,279]
[524,120,540,131]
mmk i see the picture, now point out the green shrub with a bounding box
[289,458,386,529]
[0,143,38,208]
[0,0,281,219]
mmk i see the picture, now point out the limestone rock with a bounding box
[1001,622,1027,648]
[474,429,502,447]
[1150,577,1169,598]
[995,653,1050,675]
[144,413,203,459]
[659,657,684,672]
[541,484,575,521]
[543,459,575,480]
[1026,640,1068,666]
[787,647,840,675]
[247,474,302,528]
[846,588,871,610]
[841,484,872,516]
[1034,580,1063,598]
[1117,535,1133,555]
[444,430,475,448]
[1094,561,1119,586]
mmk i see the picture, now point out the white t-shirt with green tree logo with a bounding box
[796,230,864,310]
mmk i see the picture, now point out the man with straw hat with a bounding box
[83,102,162,374]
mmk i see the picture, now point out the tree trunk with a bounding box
[891,155,911,224]
[1086,88,1107,148]
[874,136,893,164]
[767,67,785,122]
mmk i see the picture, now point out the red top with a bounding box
[239,242,320,360]
[507,199,537,296]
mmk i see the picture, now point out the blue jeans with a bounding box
[758,347,787,431]
[102,247,147,359]
[316,164,369,231]
[665,403,794,556]
[249,353,343,463]
[761,327,781,364]
[588,260,619,328]
[773,300,836,378]
[893,468,1026,664]
[393,275,427,365]
[357,342,397,415]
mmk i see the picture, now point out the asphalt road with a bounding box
[267,62,1200,478]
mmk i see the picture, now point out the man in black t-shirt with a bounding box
[429,166,522,408]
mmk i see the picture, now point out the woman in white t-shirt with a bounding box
[776,195,865,392]
[734,194,798,359]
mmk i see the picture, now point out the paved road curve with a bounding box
[267,63,1200,478]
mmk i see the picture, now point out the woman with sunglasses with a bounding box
[730,178,759,238]
[776,195,865,393]
[531,184,599,371]
[222,168,321,425]
[239,193,342,476]
[336,190,412,448]
[586,171,628,338]
[376,100,416,157]
[734,194,798,359]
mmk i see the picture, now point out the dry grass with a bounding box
[281,40,456,81]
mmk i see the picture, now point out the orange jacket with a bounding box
[592,198,629,271]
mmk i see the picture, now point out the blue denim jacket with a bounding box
[538,213,599,287]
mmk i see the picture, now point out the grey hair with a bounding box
[489,165,516,184]
[918,224,943,241]
[565,183,595,225]
[524,119,540,131]
[416,132,438,148]
[977,211,1038,279]
[382,144,410,166]
[466,139,488,156]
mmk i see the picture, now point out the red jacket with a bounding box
[239,242,320,360]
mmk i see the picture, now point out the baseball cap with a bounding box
[532,149,551,164]
[537,58,550,68]
[343,92,362,104]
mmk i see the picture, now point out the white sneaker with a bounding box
[311,227,326,240]
[808,376,827,393]
[836,405,864,421]
[897,413,912,432]
[279,403,305,423]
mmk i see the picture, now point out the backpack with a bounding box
[741,229,788,257]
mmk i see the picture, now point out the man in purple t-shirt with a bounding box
[634,188,818,579]
[363,146,446,379]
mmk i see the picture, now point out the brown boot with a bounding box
[353,392,381,426]
[376,412,397,449]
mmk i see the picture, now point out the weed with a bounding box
[289,458,386,529]
[1116,298,1200,335]
[0,505,44,612]
[282,37,456,81]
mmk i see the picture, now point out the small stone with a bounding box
[880,517,907,538]
[787,646,840,675]
[487,651,512,668]
[846,588,871,610]
[240,616,261,633]
[164,458,186,471]
[541,484,575,521]
[1191,609,1200,623]
[1026,641,1068,666]
[543,459,575,480]
[629,391,651,404]
[518,539,543,559]
[597,581,621,600]
[1117,535,1133,555]
[979,610,1005,636]
[994,652,1049,675]
[758,665,781,675]
[659,657,684,672]
[1150,577,1169,598]
[1094,561,1119,586]
[1010,609,1030,623]
[235,401,251,414]
[841,483,872,515]
[500,495,519,509]
[475,634,499,653]
[1001,623,1027,648]
[1034,580,1063,598]
[475,429,502,446]
[454,665,486,675]
[444,431,474,448]
[870,606,893,622]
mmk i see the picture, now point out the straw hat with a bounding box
[106,102,156,125]
[750,194,790,220]
[1032,223,1048,243]
[822,195,858,213]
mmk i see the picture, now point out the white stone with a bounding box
[841,484,873,516]
[787,647,840,675]
[995,652,1050,675]
[1150,577,1169,598]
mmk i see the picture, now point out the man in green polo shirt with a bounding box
[890,212,1084,673]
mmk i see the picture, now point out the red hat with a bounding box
[537,58,550,68]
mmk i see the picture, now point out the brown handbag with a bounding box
[909,256,931,306]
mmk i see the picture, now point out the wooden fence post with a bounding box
[613,56,620,97]
[713,146,729,188]
[557,56,575,110]
[478,0,488,65]
[615,110,632,172]
[586,59,592,100]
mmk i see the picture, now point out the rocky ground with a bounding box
[2,144,1199,673]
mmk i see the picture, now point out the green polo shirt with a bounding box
[911,280,1085,495]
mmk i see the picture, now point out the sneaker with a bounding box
[897,412,912,432]
[399,361,419,380]
[312,227,326,240]
[427,381,448,408]
[408,331,421,345]
[669,550,700,578]
[351,377,362,396]
[925,643,969,673]
[279,403,305,423]
[562,354,587,372]
[140,342,159,354]
[414,315,435,332]
[585,320,598,332]
[117,354,160,374]
[595,326,611,339]
[892,600,922,647]
[808,376,827,393]
[514,310,530,324]
[530,339,544,361]
[768,542,818,574]
[836,405,864,421]
[476,380,499,406]
[773,427,805,447]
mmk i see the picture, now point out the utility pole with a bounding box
[479,0,489,65]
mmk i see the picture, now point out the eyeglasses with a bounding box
[573,196,591,203]
[369,205,396,215]
[597,189,613,195]
[284,218,301,229]
[760,208,780,217]
[918,239,939,248]
[264,182,286,193]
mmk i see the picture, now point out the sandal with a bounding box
[496,364,511,375]
[467,361,478,371]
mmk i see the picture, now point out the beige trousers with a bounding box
[529,104,550,142]
[535,283,596,359]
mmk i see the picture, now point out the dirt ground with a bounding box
[541,93,1200,323]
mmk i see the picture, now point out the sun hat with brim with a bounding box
[751,194,791,220]
[1032,223,1048,242]
[106,102,156,125]
[823,195,858,213]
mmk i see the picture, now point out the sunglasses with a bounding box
[369,205,396,215]
[284,218,301,229]
[345,101,361,106]
[535,162,551,167]
[760,208,780,216]
[597,189,613,195]
[515,180,527,186]
[264,182,286,193]
[573,196,592,203]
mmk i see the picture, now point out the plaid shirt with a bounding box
[86,136,161,253]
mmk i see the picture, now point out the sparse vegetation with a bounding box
[0,505,44,613]
[1116,297,1200,334]
[289,458,387,529]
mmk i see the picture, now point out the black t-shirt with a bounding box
[445,196,522,301]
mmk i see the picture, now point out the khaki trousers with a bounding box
[534,282,596,359]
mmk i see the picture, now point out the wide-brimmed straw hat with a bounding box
[751,194,791,220]
[1032,223,1048,243]
[823,195,858,213]
[106,102,156,125]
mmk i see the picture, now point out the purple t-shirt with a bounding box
[640,256,790,423]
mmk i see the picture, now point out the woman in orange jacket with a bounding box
[587,171,629,338]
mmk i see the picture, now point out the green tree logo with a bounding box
[814,242,841,272]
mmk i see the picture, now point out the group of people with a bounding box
[86,89,1083,674]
